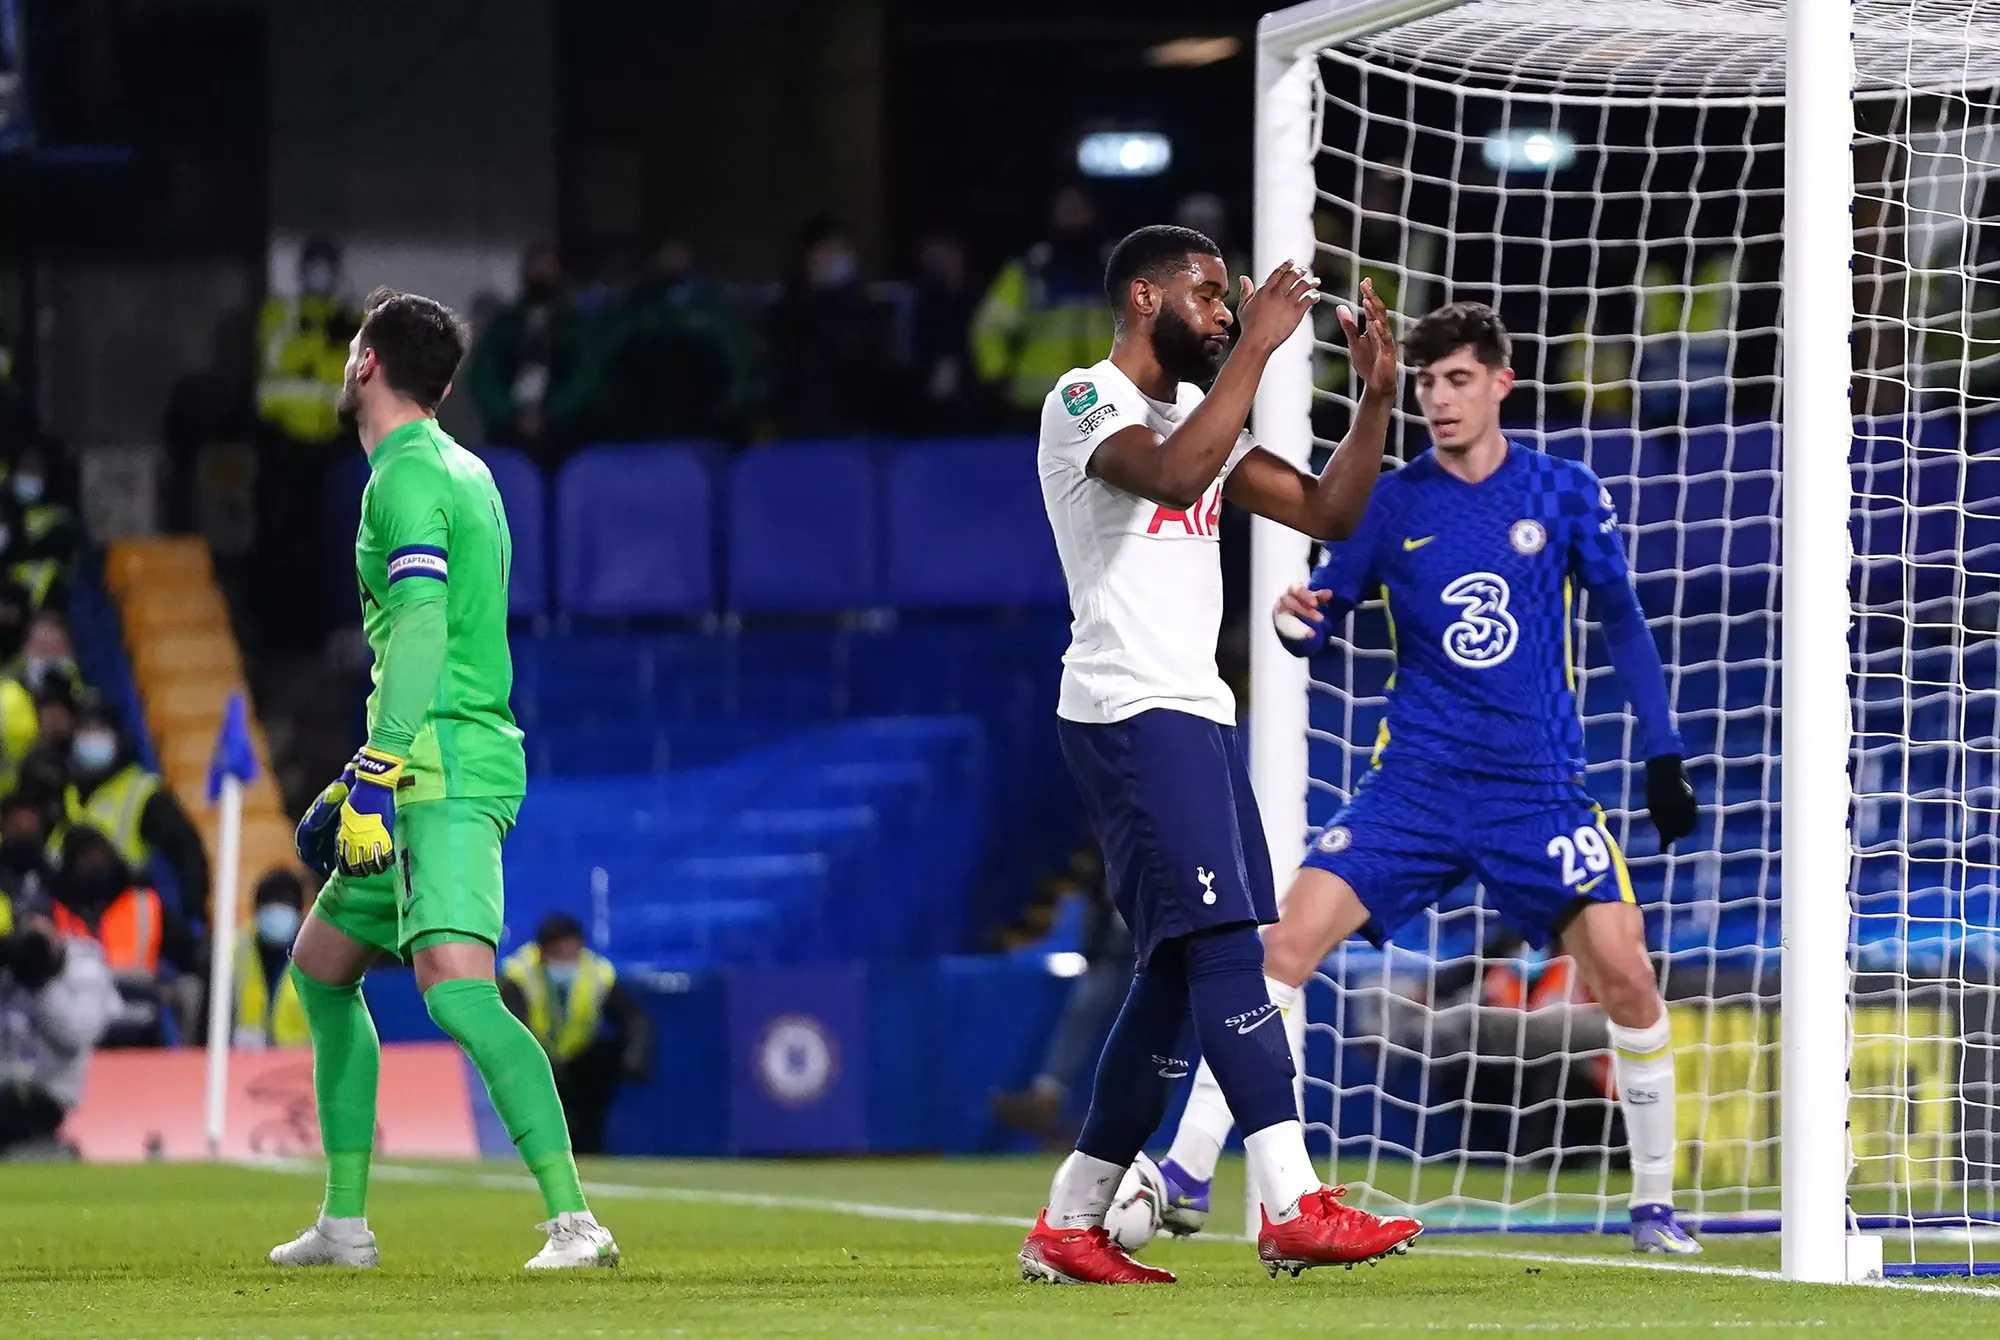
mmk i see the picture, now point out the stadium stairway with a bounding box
[104,537,296,921]
[500,716,987,966]
[508,615,1079,961]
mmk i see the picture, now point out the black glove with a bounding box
[1644,754,1698,851]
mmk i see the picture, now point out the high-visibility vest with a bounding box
[1556,313,1636,419]
[256,295,353,444]
[501,944,616,1062]
[9,501,74,608]
[1640,255,1735,339]
[57,764,161,875]
[969,249,1116,412]
[235,925,309,1046]
[0,893,12,936]
[0,677,33,794]
[52,887,163,975]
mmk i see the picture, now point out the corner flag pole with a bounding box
[203,692,259,1160]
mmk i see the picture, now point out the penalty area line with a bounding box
[236,1158,2000,1294]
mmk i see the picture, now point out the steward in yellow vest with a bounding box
[970,188,1115,415]
[0,449,80,611]
[234,869,309,1047]
[499,913,650,1155]
[56,707,210,910]
[502,940,618,1063]
[256,239,360,446]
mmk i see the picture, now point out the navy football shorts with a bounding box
[1057,708,1278,966]
[1300,756,1634,948]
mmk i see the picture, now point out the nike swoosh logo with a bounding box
[1403,536,1435,550]
[1576,875,1605,894]
[1237,1009,1280,1036]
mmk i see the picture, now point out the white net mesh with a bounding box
[1285,0,2000,1258]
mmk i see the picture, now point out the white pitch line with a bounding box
[248,1157,1035,1228]
[239,1158,2000,1296]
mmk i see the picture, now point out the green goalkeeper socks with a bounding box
[290,965,379,1220]
[422,977,588,1219]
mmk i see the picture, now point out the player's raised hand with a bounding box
[1338,278,1398,396]
[1234,259,1321,355]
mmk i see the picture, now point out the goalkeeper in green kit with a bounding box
[272,288,618,1271]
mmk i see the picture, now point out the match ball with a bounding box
[1104,1154,1167,1251]
[1274,610,1315,645]
[1046,1152,1167,1252]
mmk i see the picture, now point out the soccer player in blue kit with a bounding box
[1155,301,1705,1256]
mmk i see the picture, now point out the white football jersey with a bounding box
[1038,358,1255,726]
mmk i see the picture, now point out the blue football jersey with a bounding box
[1303,442,1680,783]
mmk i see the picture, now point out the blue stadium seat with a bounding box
[729,441,878,611]
[556,445,714,616]
[478,447,547,617]
[884,437,1067,607]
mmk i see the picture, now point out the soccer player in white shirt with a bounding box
[1020,225,1414,1285]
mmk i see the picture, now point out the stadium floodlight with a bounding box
[1251,0,2000,1285]
[1076,130,1173,179]
[1482,129,1578,173]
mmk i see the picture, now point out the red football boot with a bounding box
[1019,1210,1176,1285]
[1258,1186,1423,1277]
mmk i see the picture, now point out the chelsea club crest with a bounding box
[1509,519,1547,554]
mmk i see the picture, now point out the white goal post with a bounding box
[1251,0,2000,1284]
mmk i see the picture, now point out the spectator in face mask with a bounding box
[7,612,83,704]
[255,237,358,449]
[772,217,892,437]
[500,913,651,1154]
[56,700,209,918]
[51,825,206,1047]
[969,185,1114,421]
[466,242,602,468]
[232,869,308,1049]
[1,448,78,612]
[601,235,756,441]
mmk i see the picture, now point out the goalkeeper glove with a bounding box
[335,747,403,877]
[294,761,355,879]
[1644,753,1698,851]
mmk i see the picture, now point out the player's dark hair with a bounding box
[1103,225,1222,309]
[1402,301,1512,370]
[357,287,470,412]
[535,912,587,949]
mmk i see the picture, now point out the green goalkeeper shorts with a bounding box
[312,795,520,960]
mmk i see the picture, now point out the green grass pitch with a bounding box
[4,1155,1997,1338]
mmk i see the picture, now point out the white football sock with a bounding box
[1163,1059,1231,1184]
[1163,977,1306,1186]
[1608,1011,1678,1209]
[1243,1120,1320,1223]
[1047,1151,1125,1229]
[1270,977,1307,1114]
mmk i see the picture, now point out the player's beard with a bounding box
[335,372,361,436]
[1153,306,1227,388]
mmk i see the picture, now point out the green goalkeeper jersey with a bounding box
[354,417,525,803]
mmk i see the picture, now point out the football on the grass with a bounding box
[1103,1154,1166,1251]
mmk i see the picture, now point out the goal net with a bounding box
[1249,0,2000,1273]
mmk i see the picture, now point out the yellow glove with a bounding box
[335,747,403,877]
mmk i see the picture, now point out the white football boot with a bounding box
[524,1211,620,1269]
[269,1215,380,1267]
